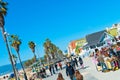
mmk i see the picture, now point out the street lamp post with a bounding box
[1,31,18,80]
[6,33,20,80]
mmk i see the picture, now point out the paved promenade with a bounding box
[44,57,120,80]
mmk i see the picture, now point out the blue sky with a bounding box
[0,0,120,66]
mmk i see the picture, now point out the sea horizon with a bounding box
[0,62,25,76]
[0,57,43,76]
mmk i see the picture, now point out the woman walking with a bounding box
[57,73,64,80]
[92,52,99,71]
[74,70,83,80]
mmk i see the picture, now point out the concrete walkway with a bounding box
[44,57,120,80]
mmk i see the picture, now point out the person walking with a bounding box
[74,70,83,80]
[95,49,108,72]
[57,73,64,80]
[55,63,58,71]
[92,52,99,71]
[78,57,84,68]
[49,65,52,76]
[42,67,46,78]
[66,62,75,80]
[74,57,78,67]
[58,62,62,70]
[66,63,69,76]
[51,64,55,74]
[71,58,76,70]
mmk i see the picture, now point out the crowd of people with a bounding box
[29,61,64,80]
[50,56,84,80]
[48,62,63,76]
[33,56,84,80]
[92,42,120,72]
[56,56,84,80]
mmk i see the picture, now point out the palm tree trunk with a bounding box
[33,52,37,61]
[47,55,50,65]
[17,51,28,80]
[1,28,18,80]
[52,52,55,59]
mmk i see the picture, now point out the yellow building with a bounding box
[107,28,118,37]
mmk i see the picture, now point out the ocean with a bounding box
[0,58,43,76]
[0,63,22,76]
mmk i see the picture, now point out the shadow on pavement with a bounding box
[77,66,90,70]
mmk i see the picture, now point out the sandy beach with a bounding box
[0,68,32,80]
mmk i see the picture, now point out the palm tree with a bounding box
[51,45,59,62]
[58,50,64,57]
[44,54,48,63]
[44,49,51,64]
[0,1,18,80]
[44,39,52,51]
[45,38,51,48]
[44,39,57,59]
[10,35,28,80]
[43,39,51,58]
[43,39,64,62]
[28,41,37,61]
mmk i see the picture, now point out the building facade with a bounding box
[68,38,86,56]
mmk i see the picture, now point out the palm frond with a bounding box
[28,41,36,53]
[10,35,21,52]
[0,1,8,16]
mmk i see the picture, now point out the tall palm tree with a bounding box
[54,47,64,60]
[44,49,51,64]
[44,39,57,58]
[43,38,51,51]
[43,39,51,58]
[0,0,7,28]
[0,1,18,80]
[58,50,64,57]
[28,41,37,61]
[45,38,51,48]
[10,35,28,80]
[44,39,64,61]
[51,44,57,59]
[44,54,48,63]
